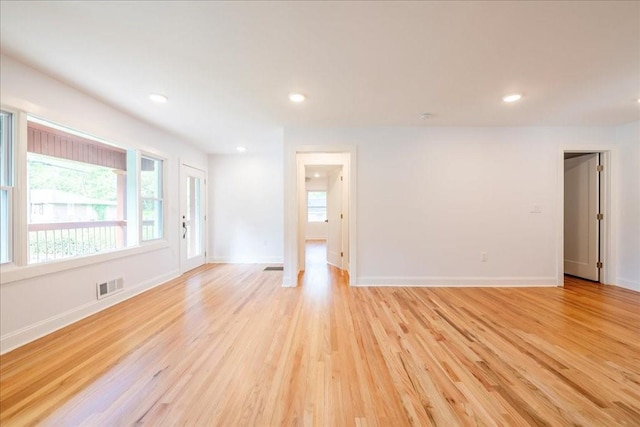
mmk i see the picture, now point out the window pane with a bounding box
[0,111,12,264]
[28,154,120,223]
[26,120,128,263]
[186,176,202,259]
[0,111,12,186]
[0,189,10,263]
[141,156,162,198]
[140,155,163,241]
[307,191,327,222]
[142,199,163,240]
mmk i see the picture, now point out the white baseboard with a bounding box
[616,277,640,292]
[354,276,557,287]
[0,269,180,355]
[207,256,284,264]
[282,276,295,287]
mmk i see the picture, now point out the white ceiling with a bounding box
[1,1,639,154]
[306,164,342,180]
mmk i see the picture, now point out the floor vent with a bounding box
[97,278,124,300]
[264,266,284,271]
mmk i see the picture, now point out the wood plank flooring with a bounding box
[1,249,639,425]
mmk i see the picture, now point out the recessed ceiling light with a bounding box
[236,146,247,152]
[314,172,320,178]
[420,113,432,120]
[149,94,168,103]
[289,93,306,103]
[503,93,523,103]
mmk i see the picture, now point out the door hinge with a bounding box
[340,213,343,219]
[341,251,343,257]
[597,262,603,269]
[340,176,343,181]
[596,165,604,172]
[597,213,603,220]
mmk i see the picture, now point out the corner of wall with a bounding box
[0,269,180,355]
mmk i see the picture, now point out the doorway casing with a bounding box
[179,162,207,274]
[556,147,616,286]
[284,145,357,287]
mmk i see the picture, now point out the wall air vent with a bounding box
[96,278,124,300]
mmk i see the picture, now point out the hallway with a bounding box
[300,240,348,295]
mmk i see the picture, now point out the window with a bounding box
[1,113,168,272]
[0,111,14,264]
[26,119,128,263]
[307,191,327,222]
[140,155,163,241]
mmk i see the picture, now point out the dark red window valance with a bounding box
[28,122,127,171]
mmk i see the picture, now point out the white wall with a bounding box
[208,151,284,263]
[615,121,640,291]
[0,55,208,353]
[284,126,638,287]
[305,176,328,239]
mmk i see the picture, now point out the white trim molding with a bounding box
[556,147,617,286]
[284,143,357,288]
[207,256,284,264]
[616,277,640,292]
[0,269,180,354]
[0,240,170,284]
[355,276,557,287]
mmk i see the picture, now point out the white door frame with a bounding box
[557,147,616,286]
[284,145,357,287]
[179,162,208,274]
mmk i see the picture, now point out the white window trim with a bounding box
[0,186,13,264]
[1,106,29,267]
[139,151,167,243]
[0,107,16,265]
[0,240,170,284]
[0,107,173,282]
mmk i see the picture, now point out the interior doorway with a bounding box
[563,152,605,283]
[303,164,344,270]
[294,152,352,285]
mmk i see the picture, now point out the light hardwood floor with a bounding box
[1,243,639,426]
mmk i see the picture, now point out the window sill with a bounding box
[0,240,170,285]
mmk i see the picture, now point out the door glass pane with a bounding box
[186,176,202,259]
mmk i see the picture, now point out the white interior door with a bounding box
[327,169,343,269]
[180,165,206,273]
[564,154,599,281]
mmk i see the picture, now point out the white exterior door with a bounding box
[326,169,343,269]
[564,154,599,281]
[180,165,206,273]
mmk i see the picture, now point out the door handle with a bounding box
[182,221,187,239]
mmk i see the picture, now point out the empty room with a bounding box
[1,1,639,425]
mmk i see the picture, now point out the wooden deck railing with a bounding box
[28,220,126,263]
